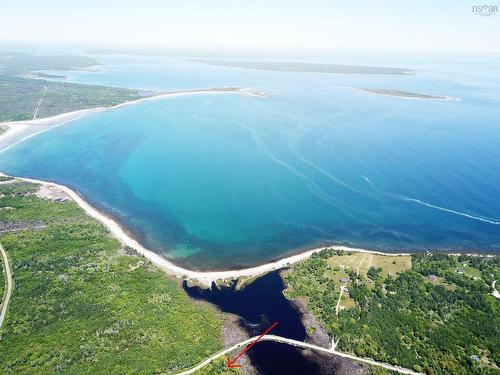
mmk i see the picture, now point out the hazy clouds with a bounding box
[1,0,499,53]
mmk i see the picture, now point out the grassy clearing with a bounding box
[327,253,411,278]
[445,257,483,279]
[0,181,223,374]
[284,249,500,374]
[340,294,356,310]
[325,253,411,311]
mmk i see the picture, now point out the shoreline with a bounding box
[344,87,459,101]
[0,87,496,287]
[357,88,458,101]
[0,86,266,156]
[1,174,497,287]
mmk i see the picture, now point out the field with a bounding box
[323,252,411,312]
[326,252,411,276]
[0,180,223,374]
[284,248,500,374]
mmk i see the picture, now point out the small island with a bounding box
[194,59,413,75]
[359,88,455,101]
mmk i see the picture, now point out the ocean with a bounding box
[1,52,499,269]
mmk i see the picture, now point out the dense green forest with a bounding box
[0,52,152,121]
[0,180,222,374]
[284,249,500,374]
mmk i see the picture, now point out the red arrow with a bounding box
[227,321,278,368]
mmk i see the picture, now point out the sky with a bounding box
[1,0,499,53]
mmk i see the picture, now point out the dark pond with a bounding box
[183,271,322,374]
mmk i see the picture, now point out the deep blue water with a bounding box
[1,53,499,268]
[184,271,322,374]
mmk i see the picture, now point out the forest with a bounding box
[0,180,223,374]
[0,52,152,121]
[284,249,500,374]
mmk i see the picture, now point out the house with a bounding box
[428,274,438,282]
[470,355,480,363]
[456,269,465,275]
[340,277,351,283]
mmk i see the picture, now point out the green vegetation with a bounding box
[191,358,241,375]
[0,249,4,305]
[0,52,154,122]
[325,251,412,277]
[0,181,223,374]
[366,366,398,375]
[360,88,449,100]
[284,249,500,374]
[0,75,150,122]
[194,60,412,75]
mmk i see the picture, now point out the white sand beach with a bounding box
[1,173,412,287]
[0,87,265,155]
[0,87,490,287]
[1,173,495,287]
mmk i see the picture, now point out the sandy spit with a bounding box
[0,87,265,156]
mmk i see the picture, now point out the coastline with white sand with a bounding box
[0,173,494,288]
[0,172,410,287]
[0,85,496,288]
[0,86,265,156]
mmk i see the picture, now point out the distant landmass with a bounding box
[0,52,101,76]
[193,59,412,75]
[360,88,453,100]
[0,53,152,121]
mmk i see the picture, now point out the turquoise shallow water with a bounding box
[1,54,500,269]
